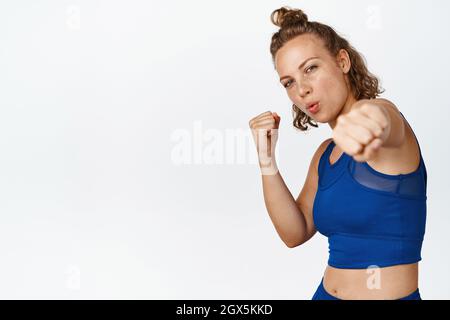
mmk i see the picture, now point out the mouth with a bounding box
[306,102,320,114]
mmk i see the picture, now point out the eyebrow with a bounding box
[279,56,319,82]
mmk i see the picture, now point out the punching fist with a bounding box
[332,102,390,162]
[249,111,281,175]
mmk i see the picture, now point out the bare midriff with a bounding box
[322,262,419,300]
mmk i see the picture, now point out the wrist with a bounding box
[259,157,279,176]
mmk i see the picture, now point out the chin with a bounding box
[310,113,325,123]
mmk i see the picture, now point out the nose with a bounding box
[297,82,311,98]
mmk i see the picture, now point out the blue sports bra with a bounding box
[312,113,427,269]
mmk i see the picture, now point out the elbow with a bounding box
[285,230,315,248]
[284,238,304,248]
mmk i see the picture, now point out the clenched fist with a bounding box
[332,101,391,162]
[249,111,281,175]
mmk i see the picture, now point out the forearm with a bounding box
[260,164,308,247]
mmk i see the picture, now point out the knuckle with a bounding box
[352,144,362,155]
[363,134,372,145]
[376,117,387,129]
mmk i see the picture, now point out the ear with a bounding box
[336,49,351,74]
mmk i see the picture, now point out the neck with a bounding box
[328,94,359,130]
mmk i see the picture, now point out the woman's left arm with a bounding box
[332,98,407,163]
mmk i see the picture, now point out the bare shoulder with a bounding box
[312,138,334,171]
[298,138,333,186]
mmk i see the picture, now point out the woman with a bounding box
[248,7,427,300]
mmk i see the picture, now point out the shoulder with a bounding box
[310,138,333,172]
[373,97,398,109]
[367,100,421,175]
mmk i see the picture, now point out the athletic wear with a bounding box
[312,112,427,269]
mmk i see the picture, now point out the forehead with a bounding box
[275,34,328,72]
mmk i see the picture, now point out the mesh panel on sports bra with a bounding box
[349,160,426,198]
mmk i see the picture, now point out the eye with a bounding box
[306,65,317,73]
[283,80,293,89]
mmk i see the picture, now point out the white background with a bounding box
[0,0,449,299]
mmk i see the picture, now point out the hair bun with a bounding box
[271,6,309,28]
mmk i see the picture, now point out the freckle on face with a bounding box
[275,34,349,120]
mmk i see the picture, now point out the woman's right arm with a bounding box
[260,138,331,248]
[249,111,331,247]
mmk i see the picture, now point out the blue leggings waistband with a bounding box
[311,277,422,300]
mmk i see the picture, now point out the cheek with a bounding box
[317,73,347,102]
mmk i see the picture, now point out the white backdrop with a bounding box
[0,0,449,299]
